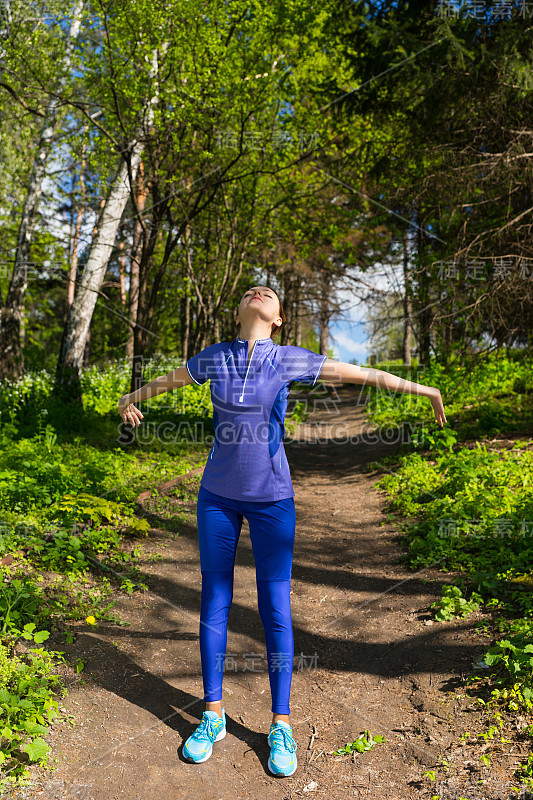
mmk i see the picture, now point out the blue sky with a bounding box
[326,247,409,365]
[326,275,390,366]
[330,317,370,365]
[327,255,407,365]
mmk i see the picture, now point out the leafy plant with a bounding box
[472,634,533,712]
[431,584,484,621]
[0,580,43,637]
[332,730,386,755]
[53,493,151,536]
[0,631,66,792]
[412,424,458,455]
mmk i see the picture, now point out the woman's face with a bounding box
[236,286,282,333]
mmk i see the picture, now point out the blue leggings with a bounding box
[196,485,296,714]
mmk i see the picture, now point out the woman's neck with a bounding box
[237,327,272,363]
[237,326,272,343]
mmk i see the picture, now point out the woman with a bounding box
[118,285,447,778]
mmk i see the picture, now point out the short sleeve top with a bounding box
[186,337,327,501]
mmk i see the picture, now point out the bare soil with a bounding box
[5,385,532,800]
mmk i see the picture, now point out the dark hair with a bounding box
[271,291,286,338]
[235,287,286,339]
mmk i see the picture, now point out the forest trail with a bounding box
[15,385,496,800]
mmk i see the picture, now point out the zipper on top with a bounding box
[238,340,257,402]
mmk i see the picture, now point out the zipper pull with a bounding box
[238,395,244,403]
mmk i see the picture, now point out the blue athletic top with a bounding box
[186,336,327,501]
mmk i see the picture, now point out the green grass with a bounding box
[364,348,533,791]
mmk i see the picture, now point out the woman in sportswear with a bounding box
[118,285,447,778]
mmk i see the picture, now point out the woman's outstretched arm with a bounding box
[317,358,447,428]
[118,365,194,427]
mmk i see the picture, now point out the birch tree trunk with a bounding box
[0,0,85,381]
[55,48,163,404]
[55,141,145,403]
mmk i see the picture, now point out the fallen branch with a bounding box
[136,465,204,502]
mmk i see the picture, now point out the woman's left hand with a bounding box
[429,388,447,428]
[118,394,144,427]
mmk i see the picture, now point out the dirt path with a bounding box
[10,384,508,800]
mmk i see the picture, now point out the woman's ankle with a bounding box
[205,701,223,717]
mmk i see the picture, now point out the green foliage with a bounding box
[284,399,310,437]
[0,358,214,789]
[477,633,533,712]
[54,493,151,536]
[0,360,215,590]
[0,580,44,638]
[370,350,533,744]
[366,350,533,439]
[80,356,213,417]
[373,442,533,580]
[0,628,67,791]
[333,730,386,755]
[411,425,458,455]
[431,584,483,621]
[0,357,213,433]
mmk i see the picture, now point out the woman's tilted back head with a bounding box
[235,286,286,339]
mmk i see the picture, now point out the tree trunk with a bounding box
[417,212,432,367]
[119,242,127,309]
[180,292,190,361]
[281,270,293,345]
[213,304,220,342]
[55,147,145,404]
[128,211,161,391]
[0,0,85,381]
[127,160,148,361]
[293,273,302,346]
[83,325,90,367]
[402,228,412,366]
[318,269,331,356]
[68,132,89,315]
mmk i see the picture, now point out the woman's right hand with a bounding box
[429,387,447,428]
[118,394,144,427]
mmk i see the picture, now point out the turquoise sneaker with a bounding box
[183,708,226,763]
[267,720,298,776]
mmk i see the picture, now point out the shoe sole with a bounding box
[184,727,226,763]
[267,753,297,777]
